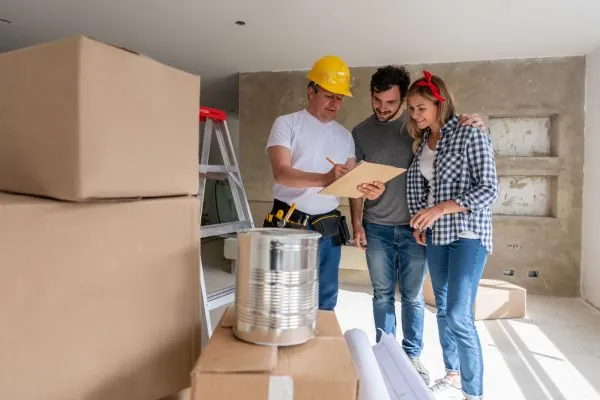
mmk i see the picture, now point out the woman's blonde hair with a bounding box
[406,71,457,152]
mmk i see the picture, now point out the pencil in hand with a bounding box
[326,157,349,180]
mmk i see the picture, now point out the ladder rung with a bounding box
[207,285,235,301]
[199,165,238,173]
[200,221,253,238]
[207,294,235,311]
[207,285,236,310]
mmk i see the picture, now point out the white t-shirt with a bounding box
[419,143,436,207]
[265,109,356,215]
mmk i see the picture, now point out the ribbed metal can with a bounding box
[232,228,321,346]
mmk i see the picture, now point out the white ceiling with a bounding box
[1,0,600,111]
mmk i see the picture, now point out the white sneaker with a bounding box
[430,375,464,400]
[409,356,431,385]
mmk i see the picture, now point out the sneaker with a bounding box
[409,356,431,385]
[430,376,464,400]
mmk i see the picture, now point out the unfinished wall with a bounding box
[582,48,600,308]
[239,57,585,297]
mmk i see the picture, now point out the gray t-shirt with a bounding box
[351,112,415,226]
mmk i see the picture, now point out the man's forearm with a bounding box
[350,197,364,226]
[274,166,329,188]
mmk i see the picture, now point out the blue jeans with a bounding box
[426,232,488,400]
[315,235,342,311]
[364,222,427,357]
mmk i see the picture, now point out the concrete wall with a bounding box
[582,48,600,308]
[239,57,585,297]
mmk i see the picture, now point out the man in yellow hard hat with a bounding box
[264,55,385,311]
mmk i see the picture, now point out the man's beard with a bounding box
[373,104,402,122]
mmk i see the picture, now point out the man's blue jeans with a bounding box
[364,221,427,357]
[316,235,342,311]
[426,232,488,400]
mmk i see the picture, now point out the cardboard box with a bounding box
[191,307,359,400]
[0,193,201,400]
[423,273,527,320]
[0,36,201,201]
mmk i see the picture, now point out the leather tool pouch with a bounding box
[263,202,307,230]
[311,212,349,246]
[263,201,350,244]
[262,216,279,228]
[337,215,351,245]
[262,216,305,229]
[311,214,339,236]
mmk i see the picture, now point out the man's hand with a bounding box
[409,204,445,231]
[269,146,339,188]
[358,181,385,201]
[413,229,426,246]
[353,224,367,250]
[459,113,486,130]
[324,163,349,185]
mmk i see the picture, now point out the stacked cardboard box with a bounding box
[0,36,202,400]
[191,307,360,400]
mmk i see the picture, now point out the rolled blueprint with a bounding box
[372,331,434,400]
[344,328,391,400]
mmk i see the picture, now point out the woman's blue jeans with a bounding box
[426,232,488,400]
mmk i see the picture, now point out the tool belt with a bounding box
[263,199,351,246]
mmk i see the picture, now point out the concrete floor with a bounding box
[171,285,600,399]
[182,245,600,400]
[335,284,600,400]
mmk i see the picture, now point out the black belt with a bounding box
[268,199,350,246]
[272,198,340,225]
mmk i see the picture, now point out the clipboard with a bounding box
[319,161,406,198]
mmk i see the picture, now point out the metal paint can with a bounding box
[233,228,321,346]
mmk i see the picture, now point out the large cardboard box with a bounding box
[191,307,359,400]
[423,273,527,320]
[0,193,201,400]
[0,36,201,201]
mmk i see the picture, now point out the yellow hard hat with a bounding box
[306,55,353,97]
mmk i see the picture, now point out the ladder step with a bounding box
[207,285,236,311]
[199,165,238,173]
[201,221,253,238]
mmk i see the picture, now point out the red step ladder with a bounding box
[197,106,254,346]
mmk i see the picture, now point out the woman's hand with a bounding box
[410,204,445,231]
[413,229,426,246]
[410,200,466,232]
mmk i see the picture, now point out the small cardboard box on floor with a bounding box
[191,307,359,400]
[423,273,527,320]
[0,35,200,201]
[0,193,201,400]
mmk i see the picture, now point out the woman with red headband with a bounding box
[405,71,498,400]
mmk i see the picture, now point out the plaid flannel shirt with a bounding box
[406,115,499,253]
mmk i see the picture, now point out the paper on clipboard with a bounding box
[319,161,406,198]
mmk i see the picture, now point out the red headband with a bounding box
[416,70,445,103]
